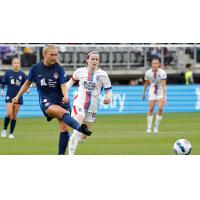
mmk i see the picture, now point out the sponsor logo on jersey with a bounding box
[53,72,59,79]
[96,76,101,82]
[16,80,21,86]
[40,78,47,86]
[84,81,95,91]
[10,79,15,85]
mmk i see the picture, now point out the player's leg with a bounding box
[69,110,94,155]
[46,105,91,135]
[9,104,20,138]
[154,99,164,133]
[1,103,12,137]
[69,121,93,155]
[68,112,84,155]
[146,100,156,133]
[68,106,85,155]
[58,120,70,155]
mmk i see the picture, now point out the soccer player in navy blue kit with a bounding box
[1,58,26,139]
[12,44,91,155]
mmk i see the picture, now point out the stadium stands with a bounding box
[1,44,200,84]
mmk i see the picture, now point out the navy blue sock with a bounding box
[10,119,16,134]
[62,113,80,131]
[4,117,10,130]
[58,132,70,155]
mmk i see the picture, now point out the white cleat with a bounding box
[154,128,159,134]
[8,134,15,139]
[1,130,7,137]
[146,129,151,134]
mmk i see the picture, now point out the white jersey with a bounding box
[145,68,167,100]
[72,67,112,113]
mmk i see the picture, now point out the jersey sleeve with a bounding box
[27,65,36,82]
[72,68,81,81]
[103,73,112,91]
[59,67,67,84]
[161,70,167,80]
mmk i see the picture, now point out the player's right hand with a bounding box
[62,96,69,104]
[12,97,19,104]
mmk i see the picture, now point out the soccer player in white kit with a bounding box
[142,58,167,133]
[67,51,112,155]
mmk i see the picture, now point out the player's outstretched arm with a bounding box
[142,80,149,100]
[66,78,76,90]
[161,79,167,104]
[12,80,32,103]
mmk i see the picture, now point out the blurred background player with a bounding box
[1,58,26,138]
[185,63,194,85]
[67,51,112,155]
[12,44,91,155]
[142,57,167,133]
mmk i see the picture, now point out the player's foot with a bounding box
[79,124,92,136]
[154,128,159,134]
[146,129,151,133]
[1,130,7,137]
[8,134,15,139]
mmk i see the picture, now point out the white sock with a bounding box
[147,115,153,130]
[68,130,81,155]
[154,115,162,130]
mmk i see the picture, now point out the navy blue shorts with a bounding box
[5,96,23,105]
[40,101,71,122]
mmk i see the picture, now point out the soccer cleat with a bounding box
[8,134,15,139]
[154,128,159,134]
[146,129,151,133]
[79,124,92,136]
[1,130,7,137]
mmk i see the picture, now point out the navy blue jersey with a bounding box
[27,61,67,106]
[2,69,26,104]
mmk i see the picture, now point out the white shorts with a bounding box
[71,106,96,123]
[148,93,164,101]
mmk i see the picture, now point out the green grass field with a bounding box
[0,113,200,155]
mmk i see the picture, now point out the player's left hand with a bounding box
[62,96,69,104]
[12,97,19,104]
[103,98,111,104]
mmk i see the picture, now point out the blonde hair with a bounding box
[42,44,58,56]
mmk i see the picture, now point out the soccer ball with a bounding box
[173,139,192,155]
